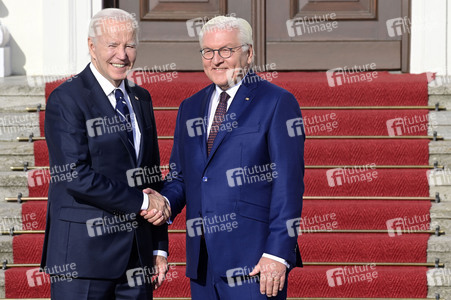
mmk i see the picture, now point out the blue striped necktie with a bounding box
[114,89,134,148]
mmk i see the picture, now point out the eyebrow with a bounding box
[202,45,234,49]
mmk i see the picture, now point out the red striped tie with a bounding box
[207,92,230,156]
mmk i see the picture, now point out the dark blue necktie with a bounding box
[114,89,134,148]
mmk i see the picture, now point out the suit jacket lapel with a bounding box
[84,68,137,167]
[206,72,259,164]
[199,85,215,161]
[126,83,145,166]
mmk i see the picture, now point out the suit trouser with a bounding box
[190,238,288,300]
[50,238,153,300]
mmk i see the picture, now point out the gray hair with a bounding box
[88,8,139,44]
[199,16,253,55]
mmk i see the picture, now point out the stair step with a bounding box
[11,233,433,265]
[32,139,431,167]
[1,266,431,298]
[0,73,442,298]
[0,142,33,171]
[25,105,448,112]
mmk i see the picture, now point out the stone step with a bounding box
[0,95,44,113]
[428,287,451,299]
[0,172,28,206]
[431,202,451,233]
[0,142,34,171]
[0,112,40,142]
[0,76,44,96]
[427,85,451,298]
[427,267,451,299]
[428,236,451,264]
[429,78,451,112]
[0,76,45,114]
[0,236,14,265]
[430,141,451,168]
[0,76,447,299]
[0,269,5,298]
[0,201,21,227]
[435,127,451,140]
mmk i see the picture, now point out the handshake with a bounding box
[140,188,171,226]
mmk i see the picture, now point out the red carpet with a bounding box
[21,196,432,232]
[13,231,430,265]
[38,109,431,137]
[21,169,431,233]
[45,72,429,107]
[155,109,431,137]
[33,139,430,167]
[5,266,427,298]
[6,72,433,298]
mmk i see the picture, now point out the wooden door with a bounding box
[265,0,410,71]
[119,0,254,70]
[119,0,410,71]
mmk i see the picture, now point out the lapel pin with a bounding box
[135,96,139,100]
[245,97,250,101]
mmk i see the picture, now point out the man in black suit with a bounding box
[41,8,169,299]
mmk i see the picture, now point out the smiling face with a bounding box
[201,28,253,90]
[88,19,137,87]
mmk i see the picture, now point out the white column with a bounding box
[42,0,103,76]
[410,0,448,75]
[0,21,11,77]
[0,0,44,75]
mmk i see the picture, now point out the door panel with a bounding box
[141,0,226,20]
[293,0,377,19]
[120,0,252,70]
[267,0,410,70]
[120,0,410,71]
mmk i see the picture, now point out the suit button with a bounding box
[202,177,208,182]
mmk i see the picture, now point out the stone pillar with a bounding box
[0,21,11,77]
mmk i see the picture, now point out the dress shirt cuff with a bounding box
[262,253,290,269]
[163,196,173,225]
[141,192,148,210]
[153,250,167,258]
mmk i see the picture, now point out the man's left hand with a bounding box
[152,255,168,290]
[249,256,286,297]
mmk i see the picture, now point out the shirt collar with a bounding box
[215,74,245,100]
[89,63,126,97]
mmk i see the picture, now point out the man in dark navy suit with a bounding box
[41,8,169,299]
[143,16,304,299]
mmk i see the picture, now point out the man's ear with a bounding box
[88,37,96,60]
[247,45,254,65]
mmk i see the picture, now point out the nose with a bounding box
[211,51,224,65]
[116,46,127,60]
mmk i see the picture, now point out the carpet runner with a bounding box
[34,138,431,167]
[5,71,434,298]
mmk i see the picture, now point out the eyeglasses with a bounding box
[200,45,247,60]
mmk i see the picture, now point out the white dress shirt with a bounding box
[90,63,167,258]
[206,82,242,135]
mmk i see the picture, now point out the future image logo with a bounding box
[286,118,304,137]
[386,17,410,37]
[226,163,278,187]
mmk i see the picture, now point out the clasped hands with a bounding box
[140,188,171,226]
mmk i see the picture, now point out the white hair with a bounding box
[88,8,139,44]
[199,16,253,55]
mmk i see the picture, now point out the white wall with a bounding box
[0,0,449,75]
[0,0,44,75]
[0,0,101,76]
[410,0,449,75]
